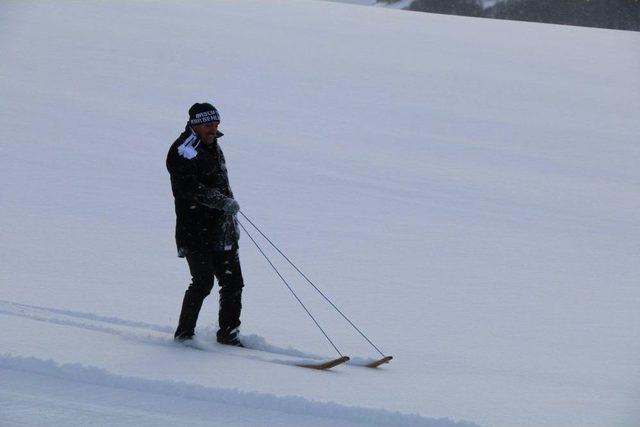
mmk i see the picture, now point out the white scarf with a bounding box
[177,127,201,160]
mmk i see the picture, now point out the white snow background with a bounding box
[1,1,639,426]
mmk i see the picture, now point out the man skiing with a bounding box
[166,102,244,347]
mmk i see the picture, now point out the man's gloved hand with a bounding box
[222,198,240,215]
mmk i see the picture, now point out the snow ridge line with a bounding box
[0,354,480,427]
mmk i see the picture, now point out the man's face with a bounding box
[193,121,220,145]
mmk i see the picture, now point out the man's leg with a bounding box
[174,252,216,340]
[213,250,245,345]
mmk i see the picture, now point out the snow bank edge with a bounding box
[0,353,480,427]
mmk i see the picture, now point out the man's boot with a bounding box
[216,326,243,347]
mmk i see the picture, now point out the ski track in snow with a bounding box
[1,299,458,426]
[0,299,379,367]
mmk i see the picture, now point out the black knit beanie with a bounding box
[188,102,220,125]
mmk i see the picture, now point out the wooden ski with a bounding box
[297,356,350,370]
[365,355,393,368]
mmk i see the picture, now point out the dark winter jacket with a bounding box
[166,125,239,257]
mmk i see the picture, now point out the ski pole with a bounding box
[239,210,387,358]
[237,219,346,358]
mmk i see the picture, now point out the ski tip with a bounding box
[365,355,393,368]
[298,355,350,370]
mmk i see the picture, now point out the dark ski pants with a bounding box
[175,250,244,340]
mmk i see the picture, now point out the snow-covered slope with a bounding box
[1,1,639,426]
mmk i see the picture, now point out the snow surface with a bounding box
[319,0,482,9]
[1,1,639,426]
[322,0,379,5]
[321,0,412,9]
